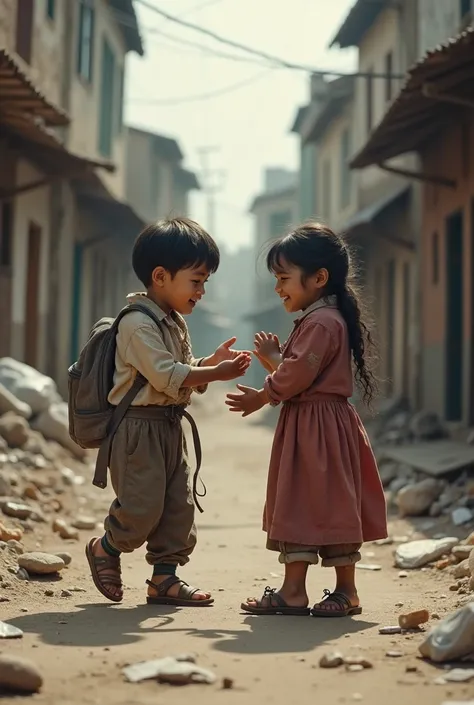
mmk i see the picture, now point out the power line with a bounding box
[129,68,271,105]
[135,0,405,79]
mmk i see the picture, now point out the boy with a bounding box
[86,217,250,605]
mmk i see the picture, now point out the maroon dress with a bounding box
[263,300,387,547]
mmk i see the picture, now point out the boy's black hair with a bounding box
[132,217,220,286]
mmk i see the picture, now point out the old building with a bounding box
[351,28,474,428]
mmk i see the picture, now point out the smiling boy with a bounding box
[85,218,250,605]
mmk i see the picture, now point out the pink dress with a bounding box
[263,300,387,547]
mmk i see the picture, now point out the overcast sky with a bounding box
[125,0,356,252]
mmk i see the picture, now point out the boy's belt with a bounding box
[92,405,205,513]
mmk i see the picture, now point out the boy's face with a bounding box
[152,265,210,315]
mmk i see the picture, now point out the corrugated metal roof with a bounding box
[351,27,474,168]
[0,49,69,127]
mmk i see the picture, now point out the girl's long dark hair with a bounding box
[266,222,377,405]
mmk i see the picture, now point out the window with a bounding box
[16,0,33,64]
[432,231,439,284]
[98,37,116,157]
[366,66,374,134]
[322,159,332,220]
[77,0,95,82]
[269,210,291,238]
[460,0,471,21]
[46,0,55,19]
[340,128,351,209]
[385,51,393,102]
[0,202,13,267]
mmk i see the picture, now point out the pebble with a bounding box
[346,664,365,672]
[395,602,404,607]
[2,502,33,520]
[452,507,473,526]
[18,552,65,575]
[71,516,97,531]
[344,656,373,669]
[16,567,29,581]
[357,564,382,571]
[222,678,234,690]
[7,539,24,555]
[452,559,471,579]
[452,545,472,561]
[386,651,403,658]
[54,552,72,566]
[0,655,43,693]
[319,652,344,669]
[398,571,409,578]
[0,621,23,639]
[44,590,54,597]
[52,519,79,541]
[61,589,73,597]
[0,595,10,602]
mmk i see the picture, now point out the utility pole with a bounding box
[197,145,225,236]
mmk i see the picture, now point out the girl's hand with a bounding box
[225,385,266,417]
[253,350,273,373]
[254,332,281,370]
[216,354,250,381]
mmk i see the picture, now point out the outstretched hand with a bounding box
[211,337,252,365]
[253,331,281,371]
[225,384,266,417]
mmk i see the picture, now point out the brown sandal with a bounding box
[85,538,123,603]
[146,577,214,607]
[311,589,362,618]
[241,587,310,616]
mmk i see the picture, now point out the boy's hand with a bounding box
[205,337,252,366]
[225,385,266,417]
[216,353,250,381]
[253,332,281,370]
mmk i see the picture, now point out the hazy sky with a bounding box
[125,0,356,252]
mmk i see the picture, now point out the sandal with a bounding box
[146,577,214,607]
[85,538,123,603]
[241,586,310,616]
[311,589,362,618]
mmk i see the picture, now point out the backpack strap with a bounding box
[92,303,166,490]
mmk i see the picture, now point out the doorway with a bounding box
[24,222,41,368]
[445,210,464,422]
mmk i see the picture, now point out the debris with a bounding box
[386,651,403,658]
[452,508,473,526]
[319,652,344,669]
[0,654,43,693]
[419,603,474,662]
[396,479,443,517]
[357,564,382,571]
[122,657,216,685]
[399,610,430,629]
[379,626,402,635]
[18,552,65,575]
[0,621,23,639]
[346,664,364,672]
[394,537,459,569]
[375,537,394,546]
[222,678,234,690]
[343,656,373,669]
[398,571,409,578]
[434,668,474,684]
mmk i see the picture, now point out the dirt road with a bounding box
[2,386,472,705]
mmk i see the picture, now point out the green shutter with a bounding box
[98,38,115,157]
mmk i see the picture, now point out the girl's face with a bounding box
[272,257,328,313]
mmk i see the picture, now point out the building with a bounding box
[0,0,145,393]
[350,28,474,428]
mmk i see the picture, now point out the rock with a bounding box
[343,656,373,669]
[452,545,472,561]
[346,664,364,672]
[398,571,409,578]
[54,551,72,566]
[0,475,11,496]
[0,621,23,639]
[396,479,443,517]
[44,589,54,597]
[23,483,41,501]
[394,537,459,569]
[439,486,464,510]
[0,382,31,419]
[378,461,399,488]
[18,552,65,575]
[0,358,59,414]
[419,603,474,662]
[452,507,473,526]
[0,654,43,693]
[389,477,412,495]
[52,519,79,541]
[32,403,86,460]
[16,567,29,581]
[452,560,471,580]
[0,523,23,542]
[399,609,429,629]
[71,516,96,531]
[61,589,72,597]
[2,501,33,520]
[386,651,403,658]
[319,652,344,668]
[6,540,23,555]
[222,678,234,690]
[436,668,474,683]
[0,413,29,448]
[409,410,445,440]
[122,657,216,685]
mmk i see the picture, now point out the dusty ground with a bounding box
[1,385,473,705]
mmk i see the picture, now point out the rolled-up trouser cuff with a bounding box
[321,551,361,567]
[278,550,319,565]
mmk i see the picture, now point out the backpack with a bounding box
[68,303,163,487]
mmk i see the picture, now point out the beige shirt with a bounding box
[108,293,205,407]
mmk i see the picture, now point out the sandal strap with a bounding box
[262,586,286,609]
[320,589,352,610]
[94,555,121,574]
[146,577,201,600]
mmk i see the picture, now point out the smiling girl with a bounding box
[226,222,387,618]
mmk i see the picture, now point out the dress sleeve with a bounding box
[264,321,336,404]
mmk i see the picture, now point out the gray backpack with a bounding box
[68,303,163,488]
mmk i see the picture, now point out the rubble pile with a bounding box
[0,357,97,589]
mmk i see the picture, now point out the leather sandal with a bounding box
[311,589,362,618]
[85,538,123,603]
[241,586,310,616]
[146,576,214,607]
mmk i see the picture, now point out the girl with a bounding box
[226,223,387,618]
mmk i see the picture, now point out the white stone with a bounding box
[396,479,443,517]
[0,382,31,419]
[32,403,86,459]
[0,621,23,639]
[419,603,474,663]
[18,552,65,575]
[0,358,59,414]
[122,657,216,685]
[452,507,473,526]
[394,537,459,569]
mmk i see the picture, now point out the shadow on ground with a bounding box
[8,603,377,654]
